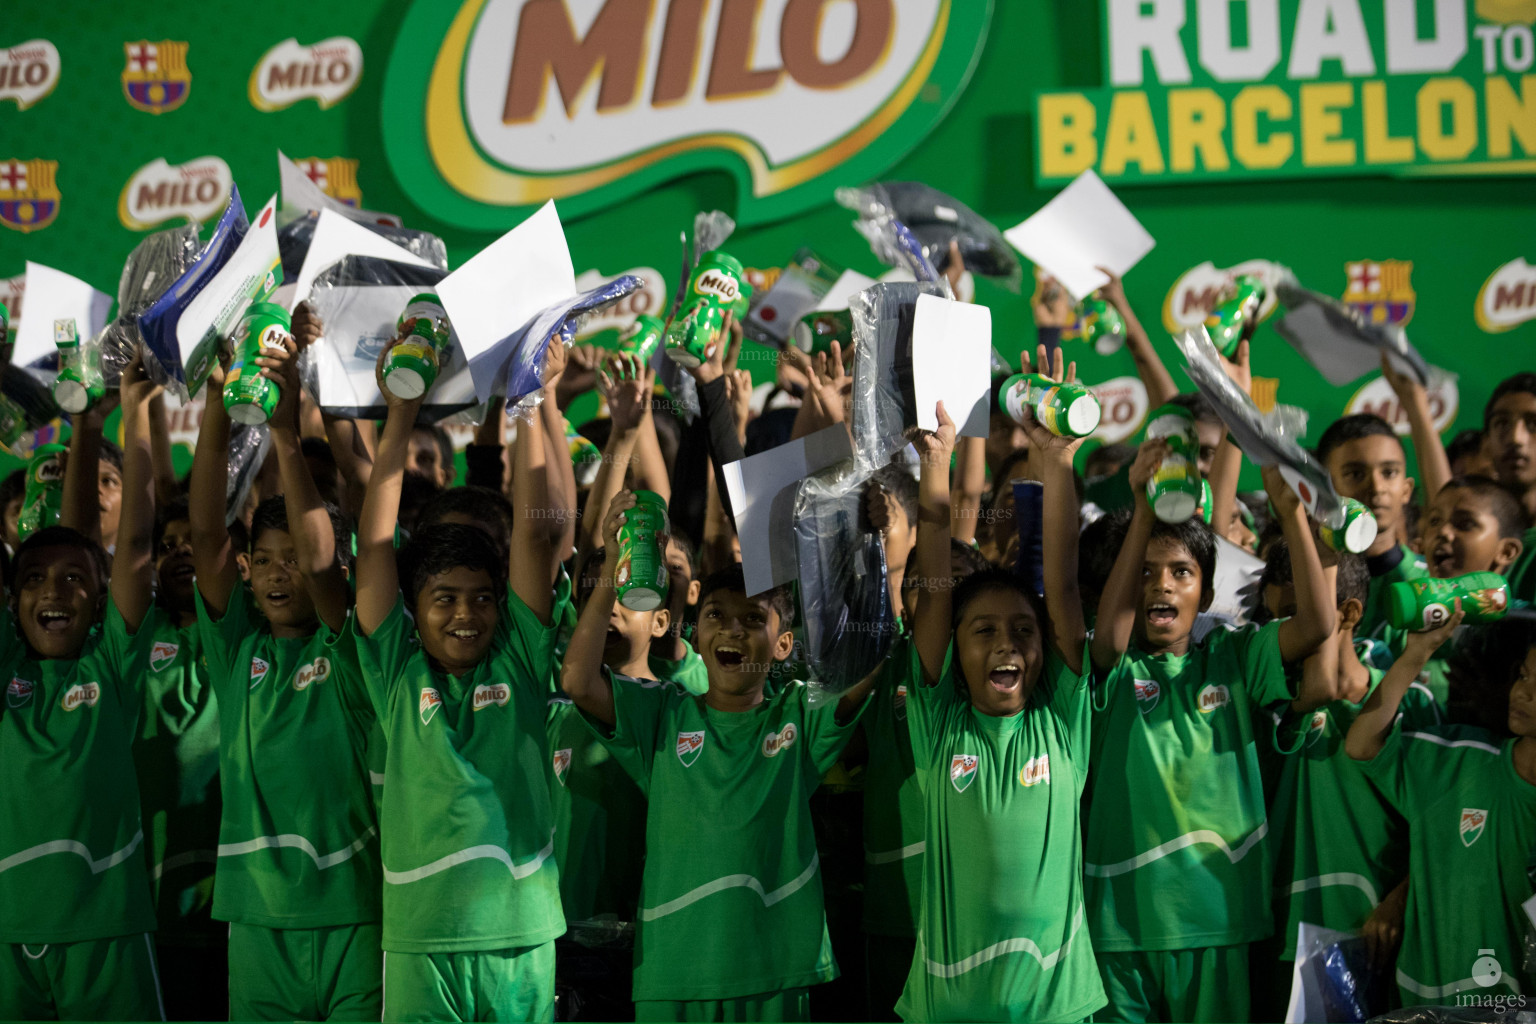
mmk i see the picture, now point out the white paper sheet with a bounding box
[814,269,878,312]
[1004,170,1155,301]
[911,293,991,438]
[13,262,112,368]
[723,425,854,596]
[175,194,282,393]
[292,209,431,310]
[278,150,401,228]
[436,201,576,402]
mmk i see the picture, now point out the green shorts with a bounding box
[228,921,382,1022]
[383,941,555,1022]
[0,933,164,1021]
[635,987,811,1022]
[1096,945,1251,1023]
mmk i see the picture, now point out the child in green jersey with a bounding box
[353,340,570,1023]
[1086,448,1337,1024]
[563,479,886,1022]
[0,357,163,1021]
[1255,545,1441,1017]
[1348,612,1536,1005]
[1487,372,1536,527]
[648,533,707,694]
[893,355,1110,1024]
[189,340,382,1022]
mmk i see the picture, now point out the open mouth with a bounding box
[605,625,624,646]
[1146,603,1178,628]
[714,643,745,669]
[988,663,1021,692]
[447,627,481,644]
[1431,546,1457,576]
[264,590,292,607]
[37,609,73,633]
[166,563,195,581]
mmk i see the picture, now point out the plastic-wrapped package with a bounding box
[99,224,202,388]
[502,275,646,419]
[277,213,448,287]
[836,192,946,291]
[1273,275,1430,387]
[848,281,948,474]
[836,182,1022,291]
[792,463,895,699]
[225,419,270,528]
[691,209,736,266]
[653,213,737,423]
[0,365,62,456]
[742,248,841,349]
[305,254,475,423]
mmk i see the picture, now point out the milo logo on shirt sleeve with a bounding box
[761,723,798,758]
[1197,684,1231,714]
[60,682,100,711]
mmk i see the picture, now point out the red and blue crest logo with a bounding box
[0,158,58,233]
[122,40,191,114]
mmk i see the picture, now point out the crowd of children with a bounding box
[2,257,1536,1024]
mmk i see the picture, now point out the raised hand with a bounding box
[607,360,654,435]
[724,368,753,441]
[291,301,324,351]
[256,330,304,430]
[910,400,957,468]
[1127,438,1169,494]
[1015,343,1085,455]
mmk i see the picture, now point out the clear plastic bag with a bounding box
[836,182,1022,291]
[277,213,448,287]
[1274,275,1431,387]
[0,365,61,456]
[835,191,945,291]
[226,419,270,528]
[792,462,895,699]
[100,224,202,388]
[848,281,948,474]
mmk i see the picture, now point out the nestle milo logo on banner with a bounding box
[250,37,363,111]
[381,0,992,228]
[1476,257,1536,332]
[1,40,61,110]
[118,156,233,230]
[1347,371,1460,435]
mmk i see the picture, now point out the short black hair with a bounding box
[665,528,699,580]
[1439,475,1529,541]
[1446,617,1536,734]
[0,468,25,512]
[412,422,455,473]
[153,496,191,553]
[399,472,443,536]
[950,538,991,580]
[1261,539,1369,609]
[248,495,354,571]
[1149,517,1217,598]
[98,439,123,475]
[1167,392,1220,426]
[951,566,1046,630]
[417,486,515,557]
[13,526,110,594]
[1486,372,1536,425]
[697,564,794,633]
[1085,443,1135,480]
[399,522,508,604]
[1446,429,1485,466]
[865,464,918,528]
[1079,506,1132,607]
[1316,414,1404,466]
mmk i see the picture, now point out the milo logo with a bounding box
[1018,754,1051,787]
[761,722,798,758]
[60,682,100,711]
[694,270,739,304]
[259,325,289,350]
[292,656,331,691]
[32,455,63,484]
[472,683,510,711]
[1197,684,1231,713]
[6,676,34,708]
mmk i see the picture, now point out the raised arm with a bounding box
[146,392,179,508]
[263,333,350,634]
[1090,442,1163,670]
[540,373,579,566]
[1381,352,1452,503]
[111,355,159,632]
[578,356,648,559]
[1015,345,1088,671]
[949,435,986,546]
[1346,606,1463,760]
[292,302,377,519]
[508,355,559,624]
[60,400,113,544]
[561,493,630,726]
[910,401,957,684]
[188,358,240,615]
[1097,266,1178,408]
[1265,465,1338,677]
[355,351,425,637]
[1207,340,1251,547]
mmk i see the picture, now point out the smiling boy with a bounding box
[1085,449,1336,1023]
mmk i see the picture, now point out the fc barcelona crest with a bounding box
[0,158,58,233]
[1342,260,1415,328]
[291,157,363,207]
[950,754,978,793]
[122,40,191,114]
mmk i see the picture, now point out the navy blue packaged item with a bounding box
[837,182,1021,291]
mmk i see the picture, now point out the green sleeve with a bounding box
[326,613,376,723]
[352,594,415,701]
[500,584,561,698]
[577,668,673,793]
[1357,721,1414,812]
[97,594,156,706]
[649,641,710,696]
[1224,620,1291,708]
[193,586,253,694]
[799,681,869,777]
[902,638,957,772]
[1399,680,1445,731]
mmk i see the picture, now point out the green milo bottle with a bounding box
[1077,297,1126,355]
[1143,404,1202,523]
[615,490,670,611]
[1386,572,1509,632]
[384,294,452,400]
[17,443,67,541]
[618,315,664,374]
[998,373,1102,437]
[223,303,291,425]
[1204,275,1266,358]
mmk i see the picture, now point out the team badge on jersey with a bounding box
[676,730,704,767]
[951,754,979,793]
[1133,678,1160,713]
[1461,808,1488,847]
[472,683,510,711]
[0,158,59,233]
[1197,684,1231,713]
[1305,709,1329,748]
[149,641,179,670]
[761,723,798,758]
[1018,754,1051,787]
[552,748,572,786]
[5,676,33,708]
[60,682,100,711]
[894,683,908,722]
[419,687,443,726]
[122,40,191,114]
[292,657,331,691]
[249,657,270,690]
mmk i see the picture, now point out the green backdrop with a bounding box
[3,0,1533,487]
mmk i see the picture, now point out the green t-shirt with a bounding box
[897,640,1106,1024]
[0,598,157,943]
[133,607,221,945]
[352,590,564,954]
[649,640,708,697]
[1362,725,1536,1000]
[1267,668,1442,959]
[1508,526,1536,606]
[1084,621,1292,951]
[196,587,379,929]
[546,691,648,926]
[583,675,863,1001]
[861,634,924,939]
[1360,544,1428,657]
